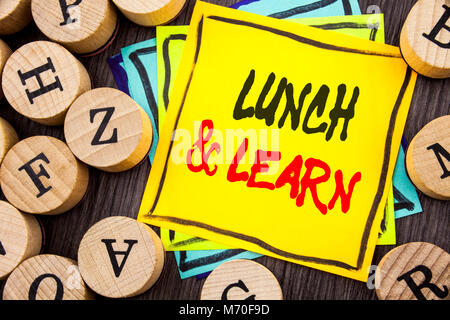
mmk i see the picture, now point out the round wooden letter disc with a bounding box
[2,40,91,125]
[406,115,450,200]
[0,116,18,164]
[64,87,153,172]
[32,0,118,55]
[0,136,89,215]
[375,242,449,300]
[400,0,450,78]
[2,254,94,300]
[77,216,165,298]
[0,38,12,99]
[200,259,283,300]
[0,201,42,280]
[0,0,32,35]
[111,0,187,27]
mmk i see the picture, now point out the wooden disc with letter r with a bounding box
[77,216,165,298]
[31,0,118,55]
[375,242,449,300]
[0,201,42,280]
[2,254,94,300]
[0,136,89,215]
[0,0,32,35]
[64,87,153,172]
[200,259,283,300]
[400,0,450,78]
[2,40,91,125]
[406,115,450,200]
[111,0,186,27]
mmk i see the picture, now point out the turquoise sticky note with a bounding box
[174,249,262,279]
[231,0,362,18]
[121,38,159,162]
[393,146,423,218]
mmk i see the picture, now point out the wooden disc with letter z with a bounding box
[2,40,91,125]
[111,0,186,27]
[64,87,153,172]
[0,0,32,35]
[77,216,164,298]
[400,0,450,78]
[2,254,94,300]
[0,136,89,215]
[31,0,118,55]
[0,39,12,99]
[0,201,42,280]
[375,242,449,300]
[406,115,450,200]
[0,116,18,164]
[200,259,283,300]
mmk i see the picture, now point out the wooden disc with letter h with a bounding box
[77,216,165,298]
[200,259,283,300]
[400,0,450,78]
[2,254,94,300]
[2,40,91,125]
[111,0,187,27]
[0,38,12,99]
[0,116,18,164]
[406,115,450,200]
[0,201,42,280]
[64,87,153,172]
[0,0,32,35]
[32,0,118,55]
[0,136,89,215]
[375,242,449,300]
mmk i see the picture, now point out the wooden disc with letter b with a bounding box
[111,0,186,27]
[375,242,449,300]
[0,136,89,215]
[0,201,42,280]
[2,254,94,300]
[32,0,118,55]
[0,0,32,35]
[200,259,283,300]
[2,40,91,125]
[406,115,450,200]
[64,87,153,172]
[400,0,450,78]
[77,216,164,298]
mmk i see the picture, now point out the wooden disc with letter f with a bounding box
[77,216,165,298]
[64,87,153,172]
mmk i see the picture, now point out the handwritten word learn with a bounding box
[186,120,362,215]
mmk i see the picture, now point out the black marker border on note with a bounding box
[146,14,411,272]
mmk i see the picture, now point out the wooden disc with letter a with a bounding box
[2,254,94,300]
[0,116,18,164]
[111,0,186,27]
[0,136,89,215]
[32,0,118,55]
[200,259,283,300]
[0,0,32,35]
[2,40,91,125]
[0,201,42,280]
[406,115,450,200]
[375,242,449,300]
[400,0,450,78]
[64,87,153,172]
[0,38,12,99]
[77,216,164,298]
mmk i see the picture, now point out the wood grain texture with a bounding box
[0,0,448,300]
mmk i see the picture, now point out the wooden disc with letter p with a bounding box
[77,216,164,298]
[200,259,283,300]
[64,87,153,172]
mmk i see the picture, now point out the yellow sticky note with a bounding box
[139,2,416,281]
[377,186,396,245]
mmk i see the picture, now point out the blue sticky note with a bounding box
[107,53,130,96]
[231,0,362,18]
[121,39,159,163]
[174,249,262,279]
[393,145,423,219]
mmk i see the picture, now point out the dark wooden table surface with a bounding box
[0,0,448,300]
